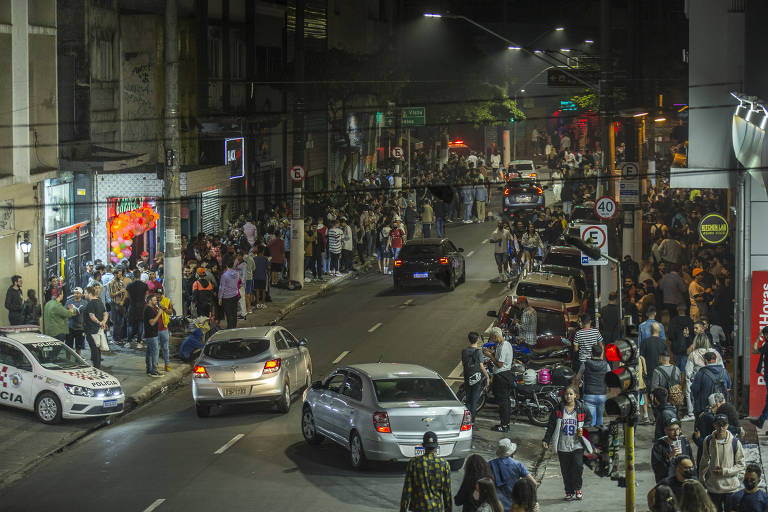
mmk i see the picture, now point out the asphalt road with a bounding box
[0,219,512,512]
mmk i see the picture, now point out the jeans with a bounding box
[157,329,170,367]
[145,336,159,373]
[221,296,238,329]
[557,449,585,494]
[422,224,432,238]
[341,249,354,271]
[365,232,374,257]
[708,492,732,512]
[435,217,445,238]
[463,202,473,221]
[85,332,101,369]
[111,304,126,341]
[465,381,483,424]
[312,254,323,278]
[322,252,329,273]
[329,252,341,273]
[392,247,401,259]
[674,354,688,376]
[492,372,512,426]
[583,394,607,426]
[477,201,486,221]
[758,378,768,425]
[126,308,144,343]
[304,255,313,274]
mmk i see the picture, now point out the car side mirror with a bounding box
[311,381,323,390]
[299,337,308,346]
[487,310,498,318]
[458,247,464,252]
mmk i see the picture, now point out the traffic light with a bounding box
[604,339,638,421]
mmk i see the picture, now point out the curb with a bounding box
[124,364,194,412]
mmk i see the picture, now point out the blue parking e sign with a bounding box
[581,256,590,265]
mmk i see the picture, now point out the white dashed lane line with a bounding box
[214,434,245,455]
[466,250,475,258]
[332,351,350,364]
[368,322,383,333]
[399,298,414,309]
[142,499,166,512]
[447,362,463,380]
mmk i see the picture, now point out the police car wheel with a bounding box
[35,392,62,424]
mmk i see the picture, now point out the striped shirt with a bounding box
[327,227,343,254]
[575,327,604,362]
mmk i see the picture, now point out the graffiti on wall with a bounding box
[0,200,14,233]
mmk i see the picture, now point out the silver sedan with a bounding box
[192,326,312,417]
[301,363,472,470]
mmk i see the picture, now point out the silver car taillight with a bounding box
[373,411,391,433]
[193,365,209,379]
[460,410,472,431]
[263,358,281,374]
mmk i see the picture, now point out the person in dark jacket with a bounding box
[4,275,24,325]
[179,327,204,362]
[454,453,494,512]
[691,352,732,416]
[651,419,694,483]
[650,387,679,441]
[668,304,693,376]
[600,292,621,343]
[577,344,611,426]
[693,392,741,467]
[542,386,592,501]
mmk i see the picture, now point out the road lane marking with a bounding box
[481,239,489,243]
[332,351,350,364]
[448,362,463,380]
[466,250,475,258]
[399,298,414,309]
[142,499,166,512]
[214,434,245,454]
[368,322,383,333]
[483,320,495,334]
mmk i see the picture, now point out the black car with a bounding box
[502,178,545,218]
[393,238,466,291]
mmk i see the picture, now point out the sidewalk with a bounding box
[0,260,374,488]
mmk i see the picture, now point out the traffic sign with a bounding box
[402,106,426,127]
[579,224,609,266]
[619,162,640,205]
[594,196,617,220]
[391,146,404,159]
[289,165,306,182]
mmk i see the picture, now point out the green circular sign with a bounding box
[698,213,729,244]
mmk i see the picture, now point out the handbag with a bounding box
[95,328,110,351]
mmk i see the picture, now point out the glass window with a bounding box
[342,373,364,401]
[400,245,441,259]
[281,330,299,348]
[26,341,88,370]
[536,310,567,337]
[544,251,581,268]
[274,331,289,351]
[203,338,270,360]
[0,342,32,371]
[372,378,455,403]
[324,373,346,394]
[516,282,573,303]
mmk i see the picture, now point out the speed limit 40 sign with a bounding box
[594,196,617,220]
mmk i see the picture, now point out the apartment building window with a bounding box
[93,38,114,81]
[230,32,246,80]
[208,27,223,78]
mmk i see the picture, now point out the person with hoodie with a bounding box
[179,327,204,362]
[699,414,745,511]
[651,387,680,441]
[577,344,611,426]
[691,352,732,417]
[192,268,215,318]
[542,385,592,501]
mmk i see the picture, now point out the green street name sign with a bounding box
[402,106,425,127]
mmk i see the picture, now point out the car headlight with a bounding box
[64,384,96,398]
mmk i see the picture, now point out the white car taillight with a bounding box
[460,410,472,431]
[263,358,281,374]
[373,411,391,433]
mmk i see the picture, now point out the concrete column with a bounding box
[11,0,29,181]
[502,130,511,167]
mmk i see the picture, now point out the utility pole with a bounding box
[163,0,182,309]
[599,0,612,198]
[289,0,305,285]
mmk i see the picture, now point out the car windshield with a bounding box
[544,251,581,268]
[400,245,441,259]
[373,378,455,403]
[536,309,567,336]
[26,341,89,370]
[507,179,536,189]
[517,282,573,303]
[513,163,534,171]
[203,338,270,360]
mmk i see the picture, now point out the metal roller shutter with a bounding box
[201,189,220,235]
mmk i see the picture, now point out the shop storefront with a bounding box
[106,197,160,267]
[44,221,92,293]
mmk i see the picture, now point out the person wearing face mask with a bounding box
[648,454,697,508]
[699,414,745,511]
[652,419,695,483]
[488,221,513,281]
[727,463,768,512]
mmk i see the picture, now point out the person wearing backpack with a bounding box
[651,351,684,414]
[691,352,732,417]
[651,387,680,441]
[699,414,745,511]
[462,331,490,424]
[694,393,742,468]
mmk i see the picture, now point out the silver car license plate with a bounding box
[517,195,531,202]
[223,387,248,397]
[103,399,117,408]
[413,272,429,278]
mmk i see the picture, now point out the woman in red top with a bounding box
[388,221,405,260]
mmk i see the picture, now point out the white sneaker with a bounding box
[682,414,695,422]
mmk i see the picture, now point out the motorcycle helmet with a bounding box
[537,368,551,385]
[523,369,537,385]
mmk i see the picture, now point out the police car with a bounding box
[0,331,124,424]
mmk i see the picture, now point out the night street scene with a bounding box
[2,0,768,511]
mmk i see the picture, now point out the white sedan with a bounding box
[0,332,124,424]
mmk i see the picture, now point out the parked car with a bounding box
[192,326,312,417]
[542,245,583,269]
[504,160,537,180]
[301,363,472,471]
[508,271,587,323]
[538,264,588,303]
[0,331,124,424]
[393,238,466,291]
[502,178,545,218]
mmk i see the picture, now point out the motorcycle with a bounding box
[456,359,559,427]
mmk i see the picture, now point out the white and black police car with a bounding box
[0,330,124,424]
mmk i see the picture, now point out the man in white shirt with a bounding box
[483,327,515,432]
[489,222,513,281]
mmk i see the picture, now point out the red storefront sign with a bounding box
[749,271,768,416]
